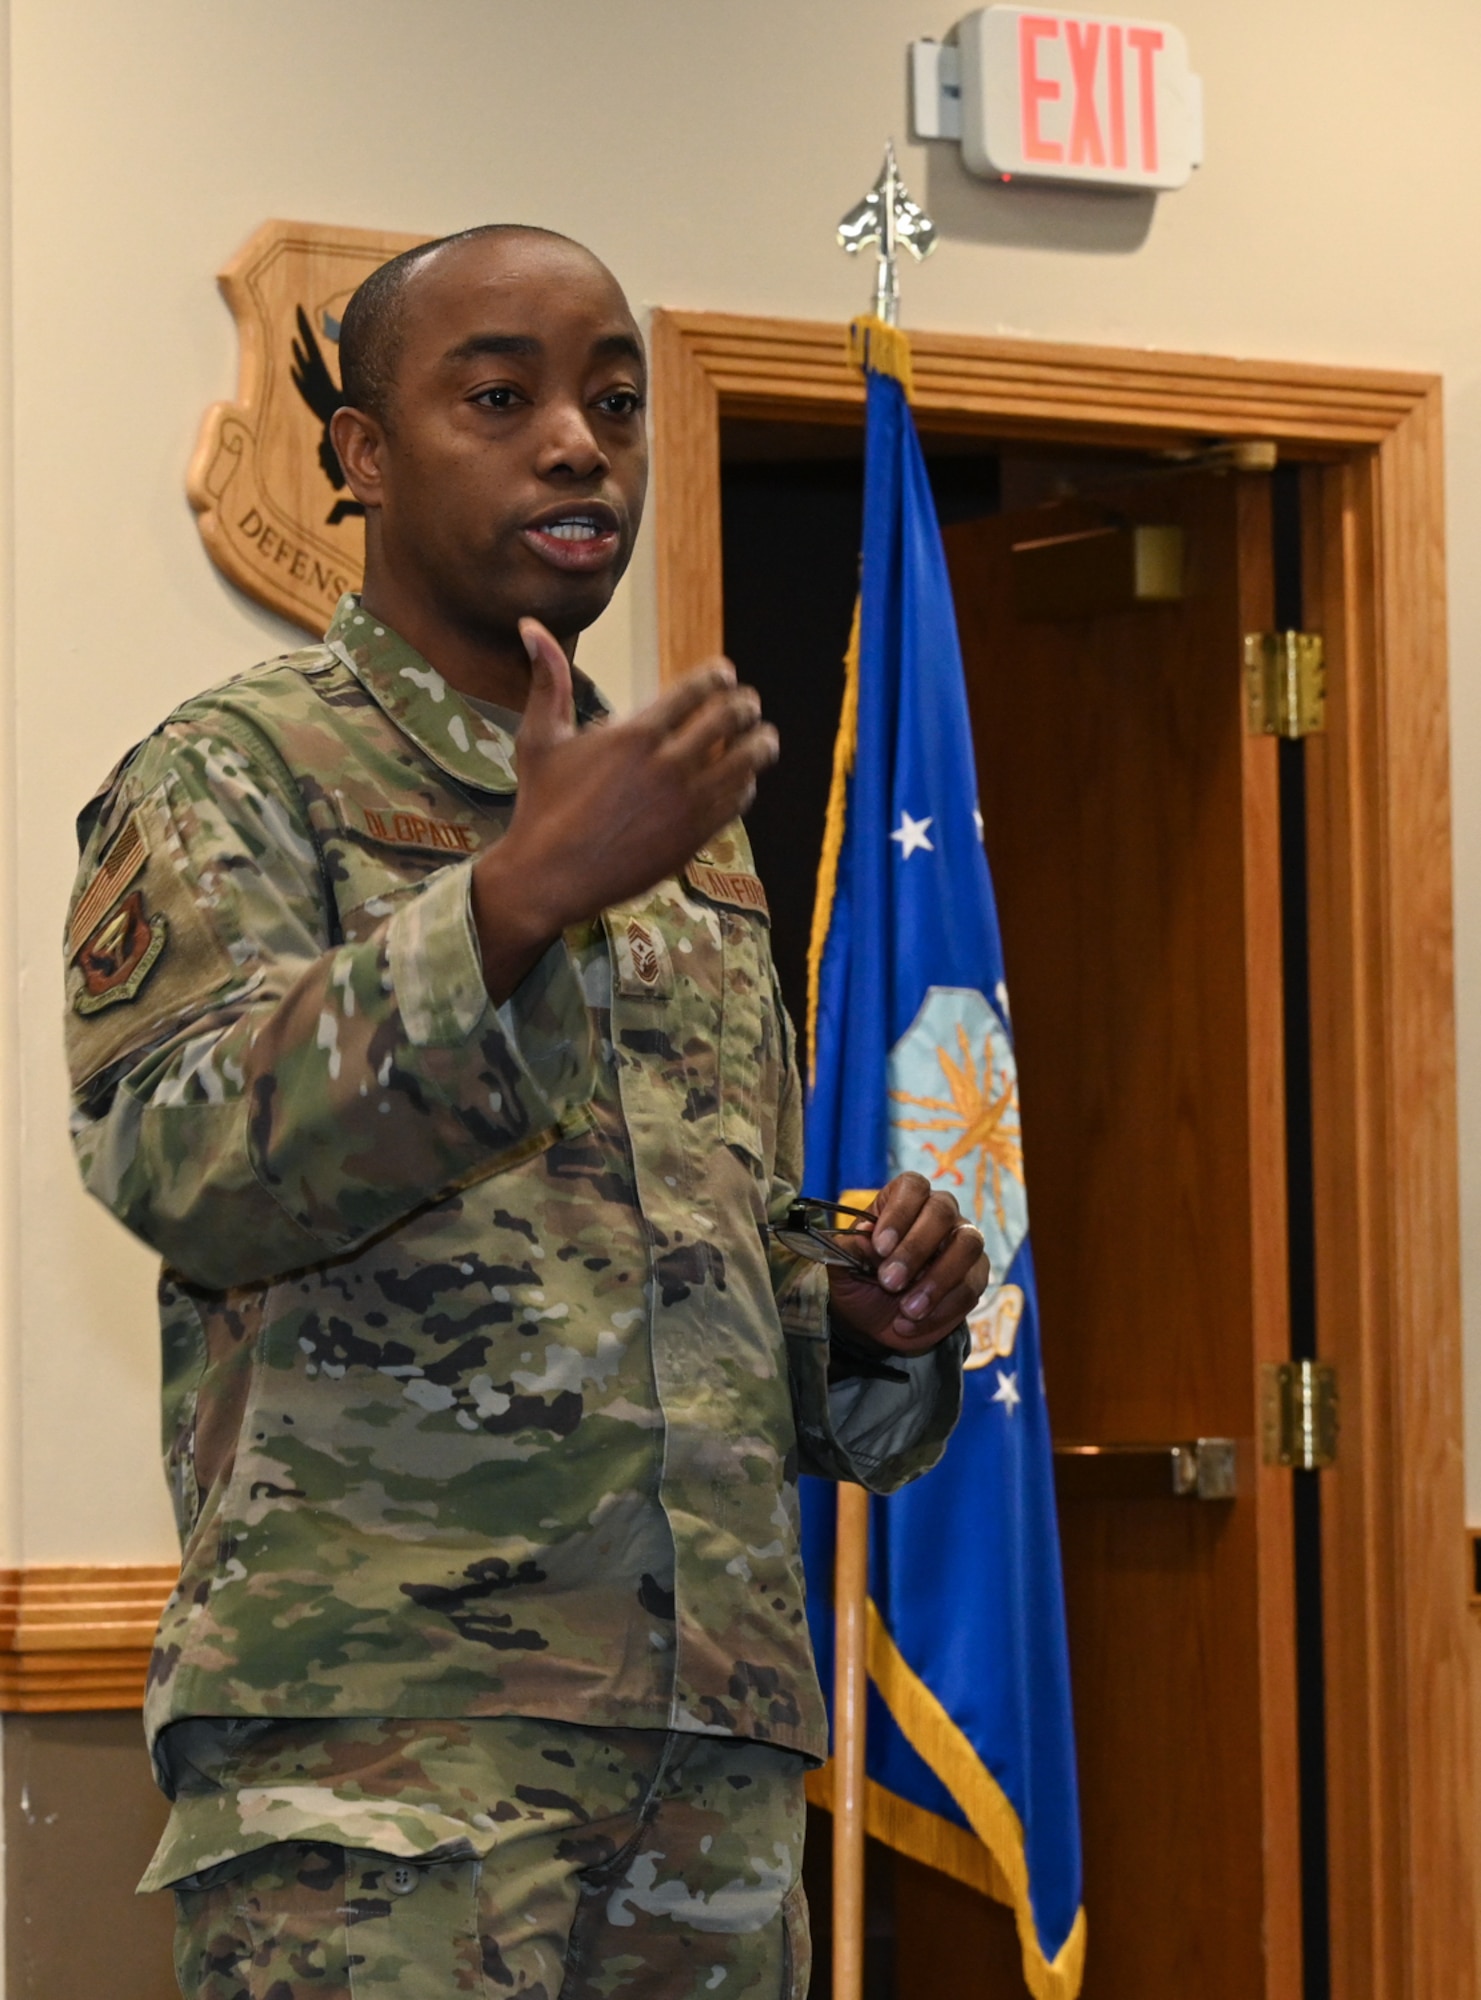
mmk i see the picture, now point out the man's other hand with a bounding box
[471,618,779,999]
[826,1172,990,1356]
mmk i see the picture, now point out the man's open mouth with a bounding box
[520,506,622,572]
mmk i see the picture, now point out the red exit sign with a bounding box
[952,6,1203,190]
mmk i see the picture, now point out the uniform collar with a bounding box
[325,594,610,797]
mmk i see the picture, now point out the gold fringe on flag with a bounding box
[847,314,916,398]
[863,1600,1087,2000]
[804,1764,1014,1905]
[805,596,861,1086]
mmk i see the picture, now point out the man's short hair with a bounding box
[338,223,581,426]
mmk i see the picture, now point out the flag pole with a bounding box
[832,1481,870,2000]
[826,139,935,2000]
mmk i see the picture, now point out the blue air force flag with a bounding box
[802,323,1085,1998]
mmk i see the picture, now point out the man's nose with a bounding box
[535,399,609,480]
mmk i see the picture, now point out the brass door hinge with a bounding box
[1245,631,1326,738]
[1261,1360,1338,1469]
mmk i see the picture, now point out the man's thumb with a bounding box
[517,618,575,752]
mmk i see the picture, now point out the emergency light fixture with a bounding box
[911,7,1204,192]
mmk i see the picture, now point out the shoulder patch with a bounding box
[65,790,241,1086]
[683,858,770,920]
[73,891,167,1013]
[69,809,148,958]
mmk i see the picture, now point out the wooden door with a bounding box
[672,311,1471,2000]
[899,473,1302,1997]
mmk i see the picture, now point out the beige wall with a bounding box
[2,0,1480,1567]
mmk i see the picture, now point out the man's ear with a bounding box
[331,406,386,507]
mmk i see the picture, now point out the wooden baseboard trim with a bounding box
[0,1565,174,1712]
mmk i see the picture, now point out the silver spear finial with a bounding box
[836,140,937,326]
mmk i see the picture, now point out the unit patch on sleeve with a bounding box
[73,891,168,1014]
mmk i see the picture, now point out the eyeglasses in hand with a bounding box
[769,1197,880,1281]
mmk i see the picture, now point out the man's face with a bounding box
[348,234,648,647]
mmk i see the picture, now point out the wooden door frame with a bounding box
[650,309,1471,2000]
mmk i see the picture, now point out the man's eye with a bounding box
[474,385,522,410]
[597,389,645,419]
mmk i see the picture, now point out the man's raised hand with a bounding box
[469,619,779,1000]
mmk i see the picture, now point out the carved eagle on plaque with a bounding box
[188,219,425,635]
[288,307,364,528]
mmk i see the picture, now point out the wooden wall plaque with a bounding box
[188,219,425,635]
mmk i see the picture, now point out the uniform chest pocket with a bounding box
[336,864,443,944]
[327,817,500,943]
[315,792,501,939]
[718,907,779,1170]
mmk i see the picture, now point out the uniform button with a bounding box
[389,1865,418,1896]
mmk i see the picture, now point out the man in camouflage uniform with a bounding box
[66,226,988,1998]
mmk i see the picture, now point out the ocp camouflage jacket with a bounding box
[66,598,963,1782]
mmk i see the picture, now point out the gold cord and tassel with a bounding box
[847,314,916,397]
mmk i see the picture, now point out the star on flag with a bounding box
[992,1369,1021,1415]
[890,810,934,859]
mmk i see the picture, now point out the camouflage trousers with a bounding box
[171,1725,810,2000]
